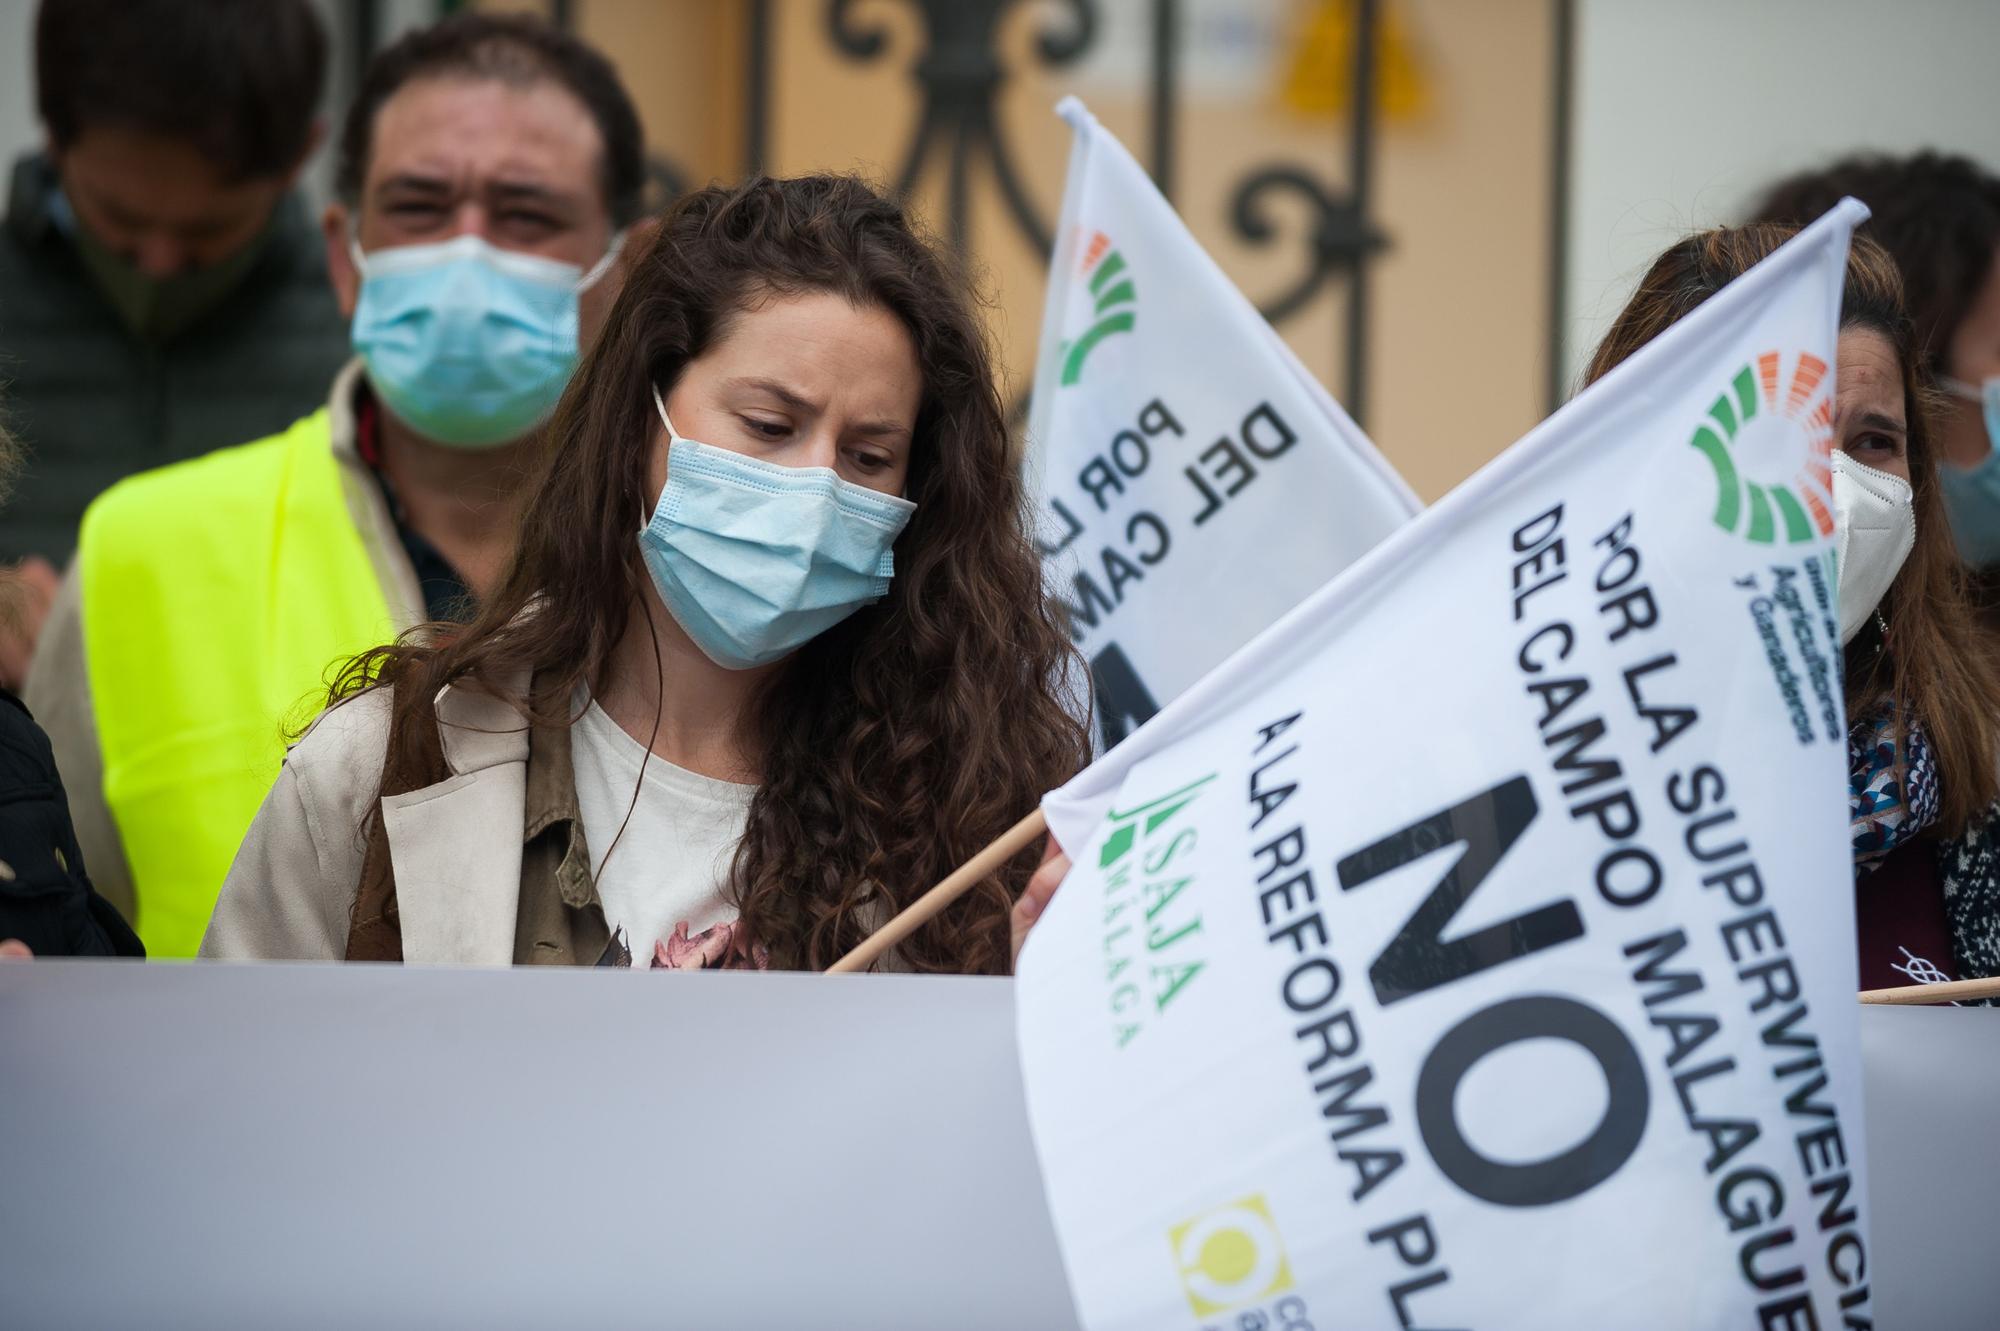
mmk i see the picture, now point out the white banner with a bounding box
[1018,201,1873,1329]
[11,969,1977,1328]
[1028,97,1417,748]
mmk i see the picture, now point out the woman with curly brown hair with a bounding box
[201,174,1089,974]
[1586,223,2000,990]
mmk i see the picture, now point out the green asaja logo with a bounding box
[1096,772,1207,869]
[1689,349,1837,544]
[1060,229,1136,387]
[1097,772,1213,1049]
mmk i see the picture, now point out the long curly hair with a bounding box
[333,174,1089,972]
[1586,224,2000,835]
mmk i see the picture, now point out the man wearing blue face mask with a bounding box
[21,13,648,958]
[1753,154,2000,571]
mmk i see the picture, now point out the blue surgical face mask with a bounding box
[349,232,622,449]
[636,387,917,670]
[1936,375,2000,567]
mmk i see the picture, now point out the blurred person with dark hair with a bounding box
[23,13,647,958]
[1588,224,2000,992]
[0,0,344,594]
[1751,154,2000,569]
[0,415,141,960]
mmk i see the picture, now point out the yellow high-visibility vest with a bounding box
[80,408,396,957]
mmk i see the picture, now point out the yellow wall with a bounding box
[533,0,1559,501]
[1373,0,1555,499]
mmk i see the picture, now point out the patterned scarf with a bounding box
[1849,700,1941,877]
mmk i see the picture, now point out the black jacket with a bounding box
[0,152,349,563]
[0,687,141,956]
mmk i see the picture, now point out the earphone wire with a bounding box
[592,591,666,890]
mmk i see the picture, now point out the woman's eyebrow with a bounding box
[723,376,818,413]
[722,377,912,438]
[848,418,913,440]
[1850,410,1907,436]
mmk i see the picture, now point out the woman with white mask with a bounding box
[201,174,1090,973]
[1584,225,2000,994]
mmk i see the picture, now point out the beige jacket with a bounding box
[202,667,913,970]
[200,673,539,963]
[25,360,428,922]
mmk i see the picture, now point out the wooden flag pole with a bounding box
[832,811,2000,990]
[1859,975,2000,1005]
[827,807,1049,974]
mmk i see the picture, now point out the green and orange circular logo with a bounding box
[1060,229,1137,387]
[1689,350,1835,544]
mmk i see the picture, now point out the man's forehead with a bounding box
[365,76,604,199]
[62,128,274,224]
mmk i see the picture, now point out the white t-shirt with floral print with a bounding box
[570,697,759,968]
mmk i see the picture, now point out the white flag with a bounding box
[1018,200,1872,1330]
[1029,97,1417,748]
